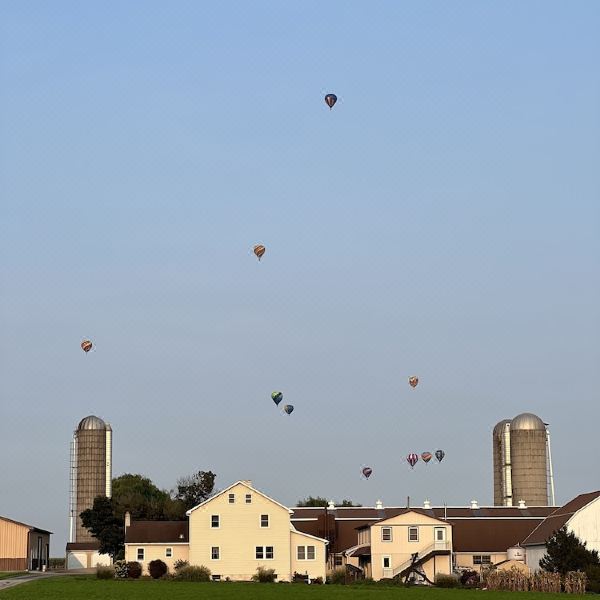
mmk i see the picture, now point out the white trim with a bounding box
[136,548,145,561]
[290,518,319,522]
[211,546,220,560]
[186,481,292,515]
[408,526,419,542]
[297,545,316,560]
[228,493,235,504]
[165,547,172,558]
[382,555,391,569]
[290,525,329,544]
[260,514,270,528]
[381,527,393,542]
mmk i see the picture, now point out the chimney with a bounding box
[470,499,479,510]
[327,500,335,510]
[375,499,383,510]
[423,499,431,509]
[124,511,131,529]
[518,499,527,509]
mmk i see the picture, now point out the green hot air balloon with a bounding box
[271,391,283,406]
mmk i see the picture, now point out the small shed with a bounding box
[0,515,52,571]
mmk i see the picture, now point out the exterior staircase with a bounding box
[392,540,451,580]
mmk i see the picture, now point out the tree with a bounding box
[80,496,124,558]
[296,496,362,507]
[112,473,182,520]
[174,470,216,512]
[540,527,600,575]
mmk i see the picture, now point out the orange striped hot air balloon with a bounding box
[81,340,93,353]
[408,376,419,388]
[421,452,433,464]
[253,245,266,261]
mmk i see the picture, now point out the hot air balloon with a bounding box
[421,452,432,464]
[362,467,373,479]
[253,245,266,261]
[408,376,419,388]
[435,450,445,463]
[324,93,337,110]
[271,391,283,406]
[407,453,419,469]
[283,404,294,415]
[81,340,93,353]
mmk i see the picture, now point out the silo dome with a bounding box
[77,415,106,430]
[493,419,511,437]
[510,413,545,431]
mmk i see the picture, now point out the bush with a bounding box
[435,574,460,588]
[113,560,128,579]
[585,565,600,594]
[173,559,189,572]
[460,569,480,587]
[126,561,142,579]
[328,568,347,584]
[96,566,114,579]
[148,559,168,579]
[175,565,211,582]
[252,566,277,583]
[312,577,324,585]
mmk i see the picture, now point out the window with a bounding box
[137,548,144,561]
[212,575,221,581]
[260,514,269,528]
[383,556,391,569]
[228,493,235,504]
[473,555,491,565]
[245,494,252,504]
[211,546,220,560]
[408,526,419,542]
[211,515,220,528]
[435,528,446,542]
[165,547,172,558]
[297,545,315,560]
[381,527,392,542]
[256,546,274,559]
[334,555,343,567]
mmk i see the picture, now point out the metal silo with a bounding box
[493,419,512,506]
[509,413,550,506]
[68,415,113,543]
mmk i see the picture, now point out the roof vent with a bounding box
[518,499,527,509]
[328,500,335,509]
[375,500,383,510]
[423,499,431,509]
[470,499,479,510]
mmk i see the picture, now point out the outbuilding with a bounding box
[0,515,51,571]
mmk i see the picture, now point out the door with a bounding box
[434,527,446,550]
[382,556,392,578]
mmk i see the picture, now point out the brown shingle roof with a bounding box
[522,491,600,547]
[125,521,188,544]
[66,542,101,551]
[450,519,543,552]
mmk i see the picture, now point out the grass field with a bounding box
[0,577,569,600]
[0,574,27,581]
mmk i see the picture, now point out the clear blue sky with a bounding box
[1,1,599,554]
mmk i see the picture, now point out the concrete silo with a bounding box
[492,413,555,506]
[68,415,112,543]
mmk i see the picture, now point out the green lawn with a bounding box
[0,574,27,581]
[0,577,569,599]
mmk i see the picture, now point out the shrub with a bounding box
[328,568,347,584]
[148,559,168,579]
[460,569,480,587]
[435,573,460,588]
[175,565,211,582]
[96,566,114,579]
[127,561,142,579]
[252,566,277,583]
[173,559,189,572]
[586,565,600,594]
[312,577,323,585]
[113,560,128,579]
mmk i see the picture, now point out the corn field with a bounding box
[484,566,586,593]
